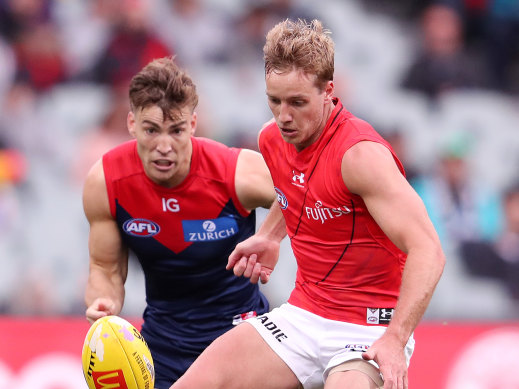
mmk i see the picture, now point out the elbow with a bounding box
[433,244,446,279]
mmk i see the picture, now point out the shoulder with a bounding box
[194,137,231,152]
[101,139,139,182]
[337,114,378,142]
[236,148,264,167]
[104,140,136,159]
[195,136,240,166]
[259,119,278,141]
[83,159,111,222]
[258,119,281,156]
[235,148,274,210]
[341,141,403,196]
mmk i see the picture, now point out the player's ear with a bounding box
[127,111,136,138]
[190,111,197,135]
[324,81,334,102]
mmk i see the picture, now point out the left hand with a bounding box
[227,234,280,284]
[362,333,408,389]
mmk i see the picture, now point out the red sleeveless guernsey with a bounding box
[259,98,407,326]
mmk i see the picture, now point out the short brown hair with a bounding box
[128,57,198,120]
[263,19,334,90]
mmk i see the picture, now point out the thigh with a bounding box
[325,368,380,389]
[325,360,382,389]
[172,322,301,389]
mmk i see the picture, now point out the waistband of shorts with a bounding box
[288,298,395,326]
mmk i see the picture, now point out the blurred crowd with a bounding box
[0,0,518,320]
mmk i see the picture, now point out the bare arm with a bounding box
[227,201,287,283]
[228,122,286,283]
[342,141,445,388]
[83,159,129,323]
[235,148,276,211]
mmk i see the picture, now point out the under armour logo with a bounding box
[292,170,305,184]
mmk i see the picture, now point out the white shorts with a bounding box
[246,303,415,389]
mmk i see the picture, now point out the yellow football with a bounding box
[82,316,155,389]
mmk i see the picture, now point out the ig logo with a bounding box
[162,197,180,212]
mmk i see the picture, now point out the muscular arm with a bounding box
[83,159,129,323]
[342,141,445,387]
[235,149,276,211]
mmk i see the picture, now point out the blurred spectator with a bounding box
[230,3,275,64]
[0,0,67,93]
[90,0,171,89]
[460,181,519,303]
[0,139,27,310]
[149,0,232,67]
[228,0,314,65]
[0,80,38,153]
[70,86,131,184]
[0,145,27,186]
[0,36,15,105]
[0,0,51,43]
[484,0,519,93]
[5,267,59,315]
[382,128,421,185]
[459,0,490,48]
[401,3,488,101]
[12,22,67,92]
[266,0,314,21]
[0,139,27,235]
[413,132,501,251]
[53,0,127,81]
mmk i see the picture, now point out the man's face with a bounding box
[266,68,333,151]
[127,105,196,187]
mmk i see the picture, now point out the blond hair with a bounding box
[264,19,334,90]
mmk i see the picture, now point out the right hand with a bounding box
[227,234,280,284]
[86,297,117,324]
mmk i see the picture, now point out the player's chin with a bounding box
[149,170,174,185]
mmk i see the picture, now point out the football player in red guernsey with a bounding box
[83,57,275,388]
[171,19,445,389]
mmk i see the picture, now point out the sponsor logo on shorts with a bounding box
[123,218,160,237]
[275,187,288,209]
[92,370,128,389]
[366,308,394,325]
[256,314,288,342]
[182,217,238,242]
[344,344,369,352]
[232,310,257,325]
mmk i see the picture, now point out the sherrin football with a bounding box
[82,315,155,389]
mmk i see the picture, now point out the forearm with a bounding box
[385,246,445,345]
[85,264,126,313]
[257,201,287,241]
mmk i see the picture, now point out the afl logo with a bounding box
[275,187,288,210]
[123,218,160,237]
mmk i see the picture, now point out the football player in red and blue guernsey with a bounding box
[83,57,275,388]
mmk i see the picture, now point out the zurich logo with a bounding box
[275,187,288,210]
[123,218,160,237]
[183,217,238,242]
[202,220,216,232]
